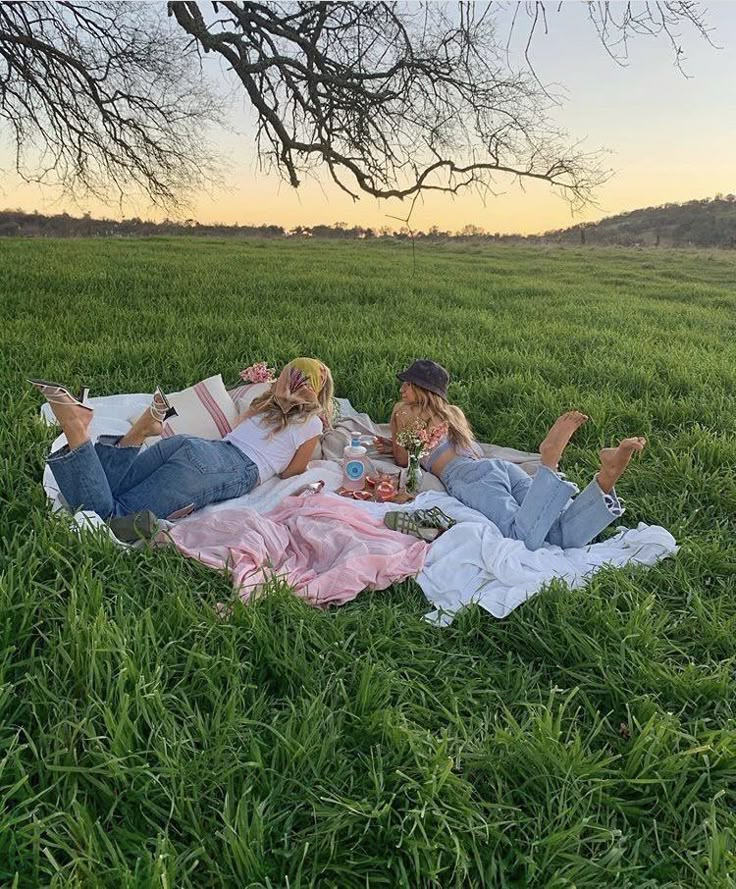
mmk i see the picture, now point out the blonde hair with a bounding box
[407,384,477,452]
[249,363,334,434]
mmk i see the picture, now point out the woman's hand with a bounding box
[373,436,394,454]
[373,435,408,467]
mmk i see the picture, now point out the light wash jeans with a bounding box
[441,457,623,551]
[47,434,259,520]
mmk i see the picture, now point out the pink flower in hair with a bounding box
[424,423,448,451]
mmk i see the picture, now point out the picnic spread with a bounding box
[40,384,677,624]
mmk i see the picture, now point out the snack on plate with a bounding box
[376,481,396,502]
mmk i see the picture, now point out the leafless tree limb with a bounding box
[0,1,222,208]
[168,1,711,208]
[0,1,712,209]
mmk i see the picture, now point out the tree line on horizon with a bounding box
[1,195,735,248]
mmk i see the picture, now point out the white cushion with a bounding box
[129,374,239,440]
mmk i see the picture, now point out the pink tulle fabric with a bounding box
[169,493,427,607]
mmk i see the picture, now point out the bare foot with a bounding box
[538,411,589,470]
[597,437,647,493]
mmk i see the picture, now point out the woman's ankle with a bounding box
[65,421,91,450]
[119,431,145,447]
[596,470,616,494]
[540,456,560,472]
[125,412,162,444]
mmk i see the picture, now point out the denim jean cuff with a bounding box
[537,464,579,495]
[49,442,71,458]
[47,440,94,465]
[593,478,625,517]
[96,434,133,448]
[604,488,624,517]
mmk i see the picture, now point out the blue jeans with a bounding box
[441,457,623,551]
[47,434,259,520]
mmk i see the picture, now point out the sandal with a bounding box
[150,386,177,422]
[28,378,92,411]
[411,506,456,532]
[383,511,440,542]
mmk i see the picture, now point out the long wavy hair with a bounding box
[407,383,477,452]
[249,362,334,434]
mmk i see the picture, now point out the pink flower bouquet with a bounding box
[395,420,448,493]
[239,361,276,384]
[396,419,448,458]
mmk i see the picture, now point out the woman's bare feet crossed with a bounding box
[539,411,589,470]
[597,437,647,493]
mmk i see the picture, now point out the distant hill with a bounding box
[2,195,736,247]
[540,196,736,248]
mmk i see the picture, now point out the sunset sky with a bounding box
[1,2,734,234]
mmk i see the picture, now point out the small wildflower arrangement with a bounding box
[396,420,448,493]
[239,361,276,384]
[396,419,447,457]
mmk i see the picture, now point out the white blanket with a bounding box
[41,393,678,624]
[344,492,677,625]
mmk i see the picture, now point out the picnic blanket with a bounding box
[170,492,428,607]
[40,392,677,623]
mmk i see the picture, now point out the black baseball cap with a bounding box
[397,359,450,400]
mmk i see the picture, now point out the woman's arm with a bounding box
[279,436,319,479]
[390,403,417,468]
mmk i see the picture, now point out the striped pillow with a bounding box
[128,374,239,441]
[163,374,239,439]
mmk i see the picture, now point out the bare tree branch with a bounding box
[0,1,713,210]
[0,1,222,208]
[168,1,711,208]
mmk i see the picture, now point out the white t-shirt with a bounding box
[224,413,322,482]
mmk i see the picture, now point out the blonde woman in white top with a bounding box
[31,359,333,526]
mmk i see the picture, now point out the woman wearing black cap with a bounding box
[381,359,646,552]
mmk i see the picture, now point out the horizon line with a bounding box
[3,192,734,238]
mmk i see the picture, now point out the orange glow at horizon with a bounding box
[3,162,733,237]
[1,5,734,236]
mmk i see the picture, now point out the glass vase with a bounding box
[405,453,423,495]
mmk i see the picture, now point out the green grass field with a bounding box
[2,238,736,887]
